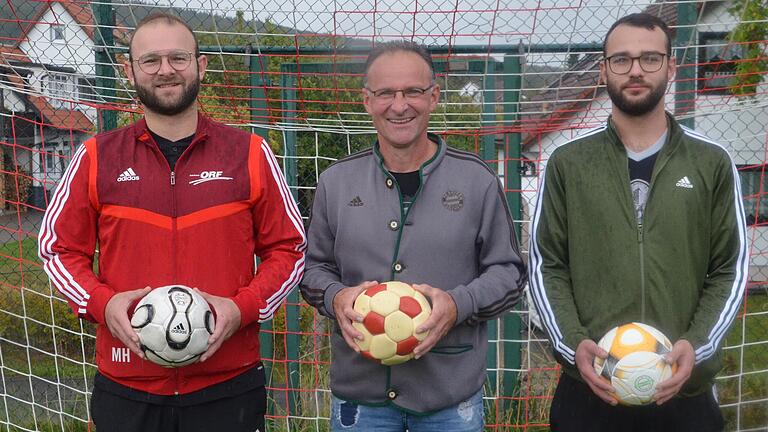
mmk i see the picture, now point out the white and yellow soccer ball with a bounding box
[130,285,215,367]
[593,322,676,405]
[352,281,432,366]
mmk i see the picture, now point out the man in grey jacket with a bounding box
[301,41,526,431]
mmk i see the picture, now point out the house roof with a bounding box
[4,0,129,48]
[28,94,94,131]
[520,1,689,147]
[3,0,320,53]
[57,0,96,40]
[0,45,31,63]
[0,0,39,46]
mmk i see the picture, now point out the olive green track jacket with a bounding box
[529,113,748,396]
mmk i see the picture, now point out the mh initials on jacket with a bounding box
[189,170,234,185]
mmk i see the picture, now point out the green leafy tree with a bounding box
[728,0,768,96]
[193,11,489,217]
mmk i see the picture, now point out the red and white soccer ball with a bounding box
[593,322,676,405]
[130,285,215,367]
[352,281,432,366]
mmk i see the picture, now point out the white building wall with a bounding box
[693,91,768,165]
[19,7,99,124]
[19,3,95,76]
[2,89,27,112]
[696,2,738,34]
[524,1,768,280]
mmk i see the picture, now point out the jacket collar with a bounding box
[606,111,683,157]
[372,133,447,176]
[134,111,211,144]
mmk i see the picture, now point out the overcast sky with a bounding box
[176,0,650,48]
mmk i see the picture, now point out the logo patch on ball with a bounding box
[634,375,654,392]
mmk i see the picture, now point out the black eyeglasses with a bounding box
[132,50,196,75]
[604,52,667,75]
[365,85,435,102]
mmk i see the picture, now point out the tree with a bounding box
[728,0,768,96]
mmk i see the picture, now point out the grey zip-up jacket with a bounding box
[530,114,748,396]
[301,135,526,413]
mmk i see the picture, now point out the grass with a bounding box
[719,290,768,431]
[0,421,90,432]
[1,236,96,432]
[0,237,48,292]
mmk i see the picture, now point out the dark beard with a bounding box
[135,77,199,116]
[606,78,666,116]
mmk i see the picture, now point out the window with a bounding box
[77,77,97,102]
[42,145,69,177]
[698,32,743,95]
[45,152,56,173]
[45,74,75,108]
[49,24,65,42]
[739,166,768,226]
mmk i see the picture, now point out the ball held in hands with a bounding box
[130,285,215,367]
[351,281,431,365]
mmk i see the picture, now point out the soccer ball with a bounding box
[593,322,676,405]
[130,285,215,367]
[352,281,432,366]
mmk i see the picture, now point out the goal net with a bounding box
[0,0,766,430]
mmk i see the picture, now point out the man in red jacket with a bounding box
[38,12,306,432]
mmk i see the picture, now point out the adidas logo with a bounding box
[675,176,694,189]
[348,196,364,207]
[117,168,140,182]
[170,322,187,334]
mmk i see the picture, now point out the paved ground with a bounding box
[0,210,44,243]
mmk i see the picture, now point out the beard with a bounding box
[606,77,667,116]
[135,75,200,116]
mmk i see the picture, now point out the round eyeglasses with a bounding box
[132,50,196,75]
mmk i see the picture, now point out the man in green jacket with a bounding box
[530,13,747,431]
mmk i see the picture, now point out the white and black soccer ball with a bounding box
[130,285,215,367]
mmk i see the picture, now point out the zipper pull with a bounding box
[170,171,175,186]
[637,223,643,242]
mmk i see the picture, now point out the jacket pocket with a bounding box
[430,344,473,355]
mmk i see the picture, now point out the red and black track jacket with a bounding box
[38,114,306,395]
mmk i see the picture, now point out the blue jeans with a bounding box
[330,389,484,432]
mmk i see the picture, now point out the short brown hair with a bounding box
[604,13,673,56]
[129,12,199,58]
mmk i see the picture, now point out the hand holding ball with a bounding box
[352,281,432,365]
[593,322,677,405]
[130,285,215,367]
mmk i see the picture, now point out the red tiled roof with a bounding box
[28,95,94,131]
[17,0,128,47]
[0,52,94,132]
[0,44,31,63]
[58,0,95,40]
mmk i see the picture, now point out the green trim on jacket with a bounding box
[301,133,526,413]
